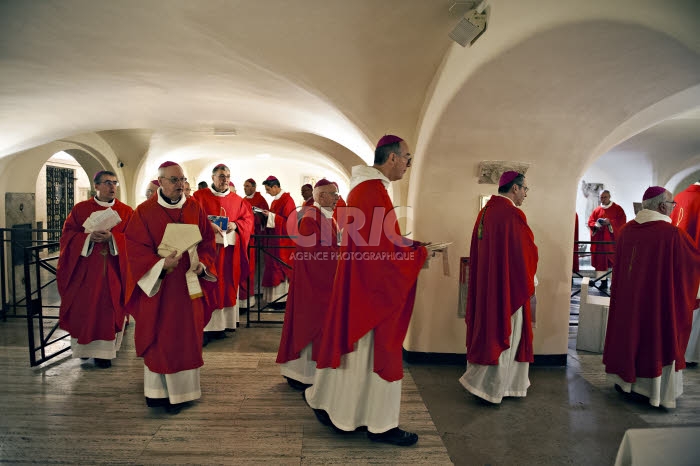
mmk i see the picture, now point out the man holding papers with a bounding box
[195,164,254,344]
[57,170,133,368]
[125,161,218,413]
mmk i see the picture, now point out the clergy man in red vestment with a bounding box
[333,190,348,231]
[125,161,218,413]
[260,176,297,306]
[301,183,313,207]
[276,179,339,389]
[603,186,700,408]
[144,179,159,200]
[58,170,133,368]
[459,171,538,404]
[671,180,700,365]
[587,190,626,289]
[240,178,270,308]
[304,135,428,447]
[195,164,254,344]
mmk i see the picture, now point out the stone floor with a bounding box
[1,283,699,464]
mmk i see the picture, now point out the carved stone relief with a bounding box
[478,161,530,184]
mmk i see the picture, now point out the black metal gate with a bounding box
[23,242,69,366]
[46,166,75,252]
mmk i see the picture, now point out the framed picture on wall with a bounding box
[479,195,491,209]
[301,175,318,188]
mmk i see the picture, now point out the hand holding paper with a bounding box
[157,224,202,259]
[82,208,122,233]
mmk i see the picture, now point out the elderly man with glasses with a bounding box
[124,161,219,413]
[57,170,134,369]
[277,178,340,390]
[193,164,254,344]
[459,171,539,405]
[603,186,700,409]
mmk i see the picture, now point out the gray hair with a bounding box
[641,192,666,211]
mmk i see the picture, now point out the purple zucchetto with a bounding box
[499,171,521,187]
[642,186,666,201]
[159,161,179,169]
[314,179,334,188]
[376,134,404,149]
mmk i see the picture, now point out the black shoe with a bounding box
[685,361,698,368]
[145,397,169,408]
[212,330,227,340]
[285,377,312,391]
[302,391,346,433]
[367,428,418,446]
[599,279,608,290]
[95,358,112,368]
[165,402,186,414]
[80,357,89,361]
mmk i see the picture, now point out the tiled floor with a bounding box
[1,282,699,464]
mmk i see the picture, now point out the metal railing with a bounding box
[245,234,295,326]
[1,228,62,321]
[23,242,69,366]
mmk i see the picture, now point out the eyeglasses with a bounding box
[663,201,677,208]
[215,175,231,180]
[396,153,413,167]
[516,184,529,193]
[322,191,340,197]
[161,176,188,184]
[98,180,120,187]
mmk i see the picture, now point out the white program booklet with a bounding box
[157,224,202,258]
[82,208,122,233]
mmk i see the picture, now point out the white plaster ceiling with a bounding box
[0,0,452,168]
[0,0,699,186]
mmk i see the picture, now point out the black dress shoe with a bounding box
[80,357,89,361]
[686,361,698,368]
[367,427,418,446]
[285,376,312,391]
[95,358,112,368]
[145,397,169,408]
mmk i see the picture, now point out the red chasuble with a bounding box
[466,195,538,365]
[603,219,700,381]
[262,191,297,287]
[671,184,700,247]
[276,206,339,364]
[57,198,133,343]
[124,196,218,374]
[333,195,348,230]
[195,188,254,308]
[315,179,427,382]
[241,192,270,299]
[587,203,626,271]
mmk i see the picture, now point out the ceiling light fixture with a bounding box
[448,1,488,47]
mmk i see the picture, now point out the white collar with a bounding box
[314,201,334,218]
[245,193,255,199]
[634,209,671,224]
[157,187,186,209]
[349,165,390,191]
[600,202,613,209]
[209,185,230,197]
[274,189,286,200]
[93,196,115,207]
